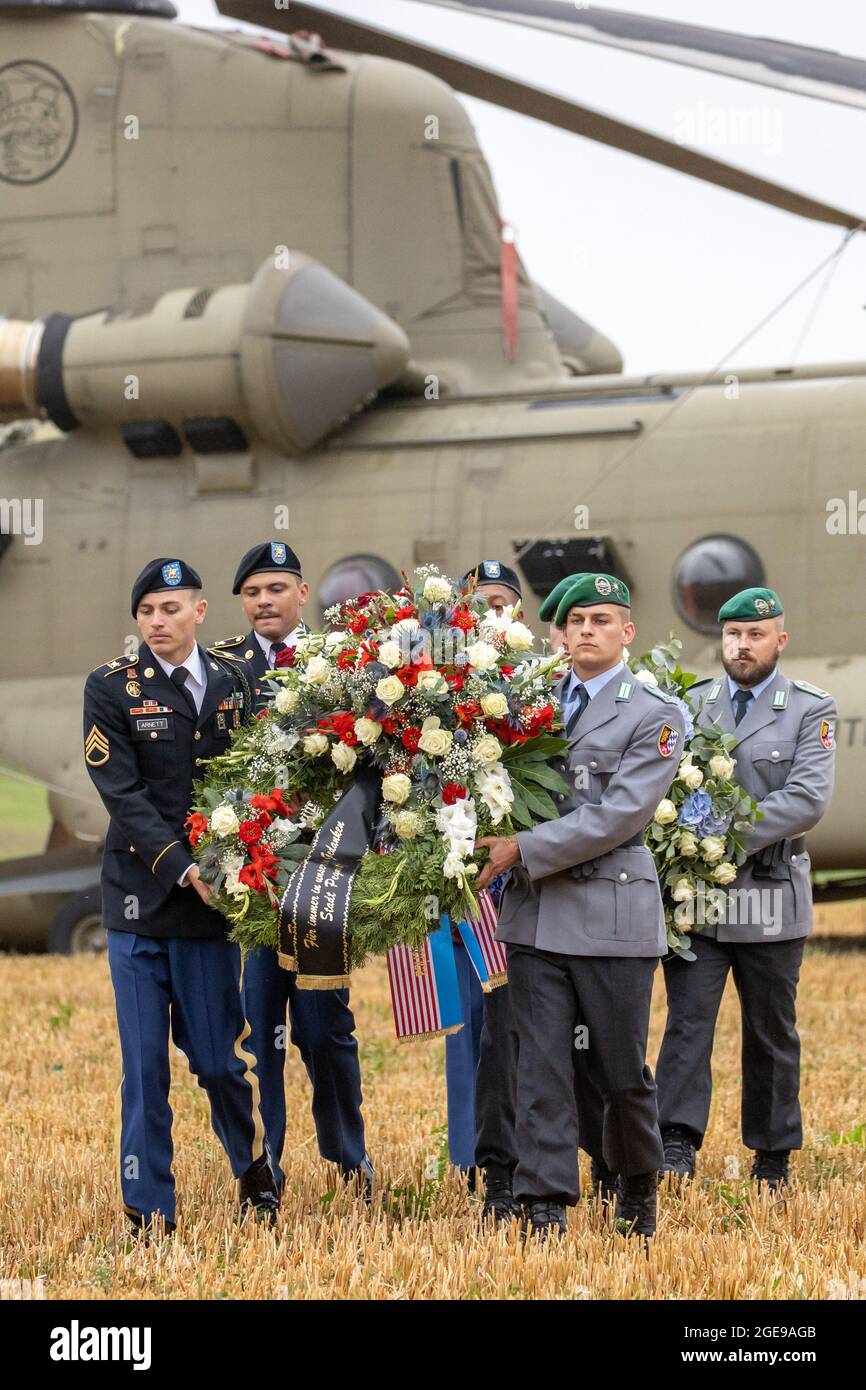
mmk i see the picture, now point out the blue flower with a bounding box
[698,809,733,837]
[678,789,712,826]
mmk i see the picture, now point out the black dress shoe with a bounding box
[125,1212,175,1241]
[343,1152,374,1201]
[481,1174,521,1227]
[750,1149,790,1192]
[522,1199,568,1241]
[589,1159,619,1207]
[238,1152,280,1225]
[615,1171,658,1239]
[660,1126,697,1183]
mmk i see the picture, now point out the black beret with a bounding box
[232,541,303,594]
[461,560,522,600]
[131,558,202,617]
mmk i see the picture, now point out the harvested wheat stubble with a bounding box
[1,908,864,1301]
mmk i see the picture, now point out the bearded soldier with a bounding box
[478,573,684,1240]
[656,588,837,1190]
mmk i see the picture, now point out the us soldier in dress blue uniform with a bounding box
[478,574,684,1240]
[83,559,280,1235]
[656,587,837,1191]
[213,542,370,1194]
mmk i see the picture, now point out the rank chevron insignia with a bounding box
[85,724,110,766]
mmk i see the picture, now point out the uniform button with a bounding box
[194,731,201,741]
[619,871,628,882]
[771,750,780,760]
[589,760,598,770]
[791,854,797,862]
[129,845,134,853]
[195,758,203,766]
[150,731,158,740]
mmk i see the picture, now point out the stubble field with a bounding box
[1,900,864,1301]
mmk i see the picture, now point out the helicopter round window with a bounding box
[318,554,402,617]
[672,535,765,635]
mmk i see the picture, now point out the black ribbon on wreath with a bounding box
[278,764,382,988]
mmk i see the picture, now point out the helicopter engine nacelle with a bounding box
[0,253,410,455]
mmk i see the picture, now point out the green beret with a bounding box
[554,572,631,627]
[717,587,783,624]
[539,575,581,623]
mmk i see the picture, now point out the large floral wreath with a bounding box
[188,567,568,971]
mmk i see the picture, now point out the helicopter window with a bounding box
[122,421,183,459]
[184,417,248,453]
[673,534,765,635]
[319,554,402,618]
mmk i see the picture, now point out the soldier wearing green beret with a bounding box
[656,587,837,1191]
[477,572,684,1240]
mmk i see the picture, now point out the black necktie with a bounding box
[566,683,590,739]
[170,666,198,719]
[270,641,288,665]
[733,688,753,726]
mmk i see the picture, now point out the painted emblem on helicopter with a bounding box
[0,61,78,186]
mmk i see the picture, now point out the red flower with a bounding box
[446,672,465,692]
[442,782,467,805]
[337,649,358,670]
[319,711,358,744]
[393,604,416,621]
[273,646,296,668]
[238,819,263,847]
[395,664,419,688]
[455,700,481,724]
[267,787,292,819]
[451,607,474,633]
[238,844,280,892]
[501,665,515,677]
[401,727,421,752]
[348,611,368,634]
[381,716,397,736]
[184,812,209,848]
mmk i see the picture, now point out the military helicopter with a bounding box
[0,0,864,951]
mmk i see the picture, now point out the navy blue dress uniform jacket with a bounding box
[211,625,308,713]
[83,641,254,940]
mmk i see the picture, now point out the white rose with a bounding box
[465,640,499,672]
[418,716,453,758]
[354,717,382,746]
[393,810,423,840]
[713,861,738,884]
[303,732,329,757]
[392,617,421,636]
[480,692,509,719]
[473,734,503,767]
[709,754,736,780]
[377,641,403,670]
[684,767,704,791]
[479,607,513,636]
[382,772,412,804]
[676,831,699,858]
[210,804,240,837]
[634,668,659,688]
[416,668,447,693]
[672,877,696,902]
[700,835,726,865]
[654,799,678,825]
[274,687,299,715]
[376,675,405,706]
[423,577,452,604]
[324,630,349,648]
[331,742,358,774]
[504,621,533,651]
[302,654,331,686]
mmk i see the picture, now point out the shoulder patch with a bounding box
[93,655,139,676]
[793,679,831,699]
[640,683,678,705]
[212,635,246,649]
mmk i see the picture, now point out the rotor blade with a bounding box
[404,1,866,112]
[216,2,866,230]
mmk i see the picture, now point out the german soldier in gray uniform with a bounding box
[477,573,684,1239]
[656,587,837,1190]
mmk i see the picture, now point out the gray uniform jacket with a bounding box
[497,673,685,958]
[690,672,837,943]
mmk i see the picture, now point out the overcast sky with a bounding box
[178,0,866,375]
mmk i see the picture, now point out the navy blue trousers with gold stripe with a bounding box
[107,931,265,1226]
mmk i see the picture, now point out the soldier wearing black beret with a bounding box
[83,558,280,1234]
[216,543,372,1196]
